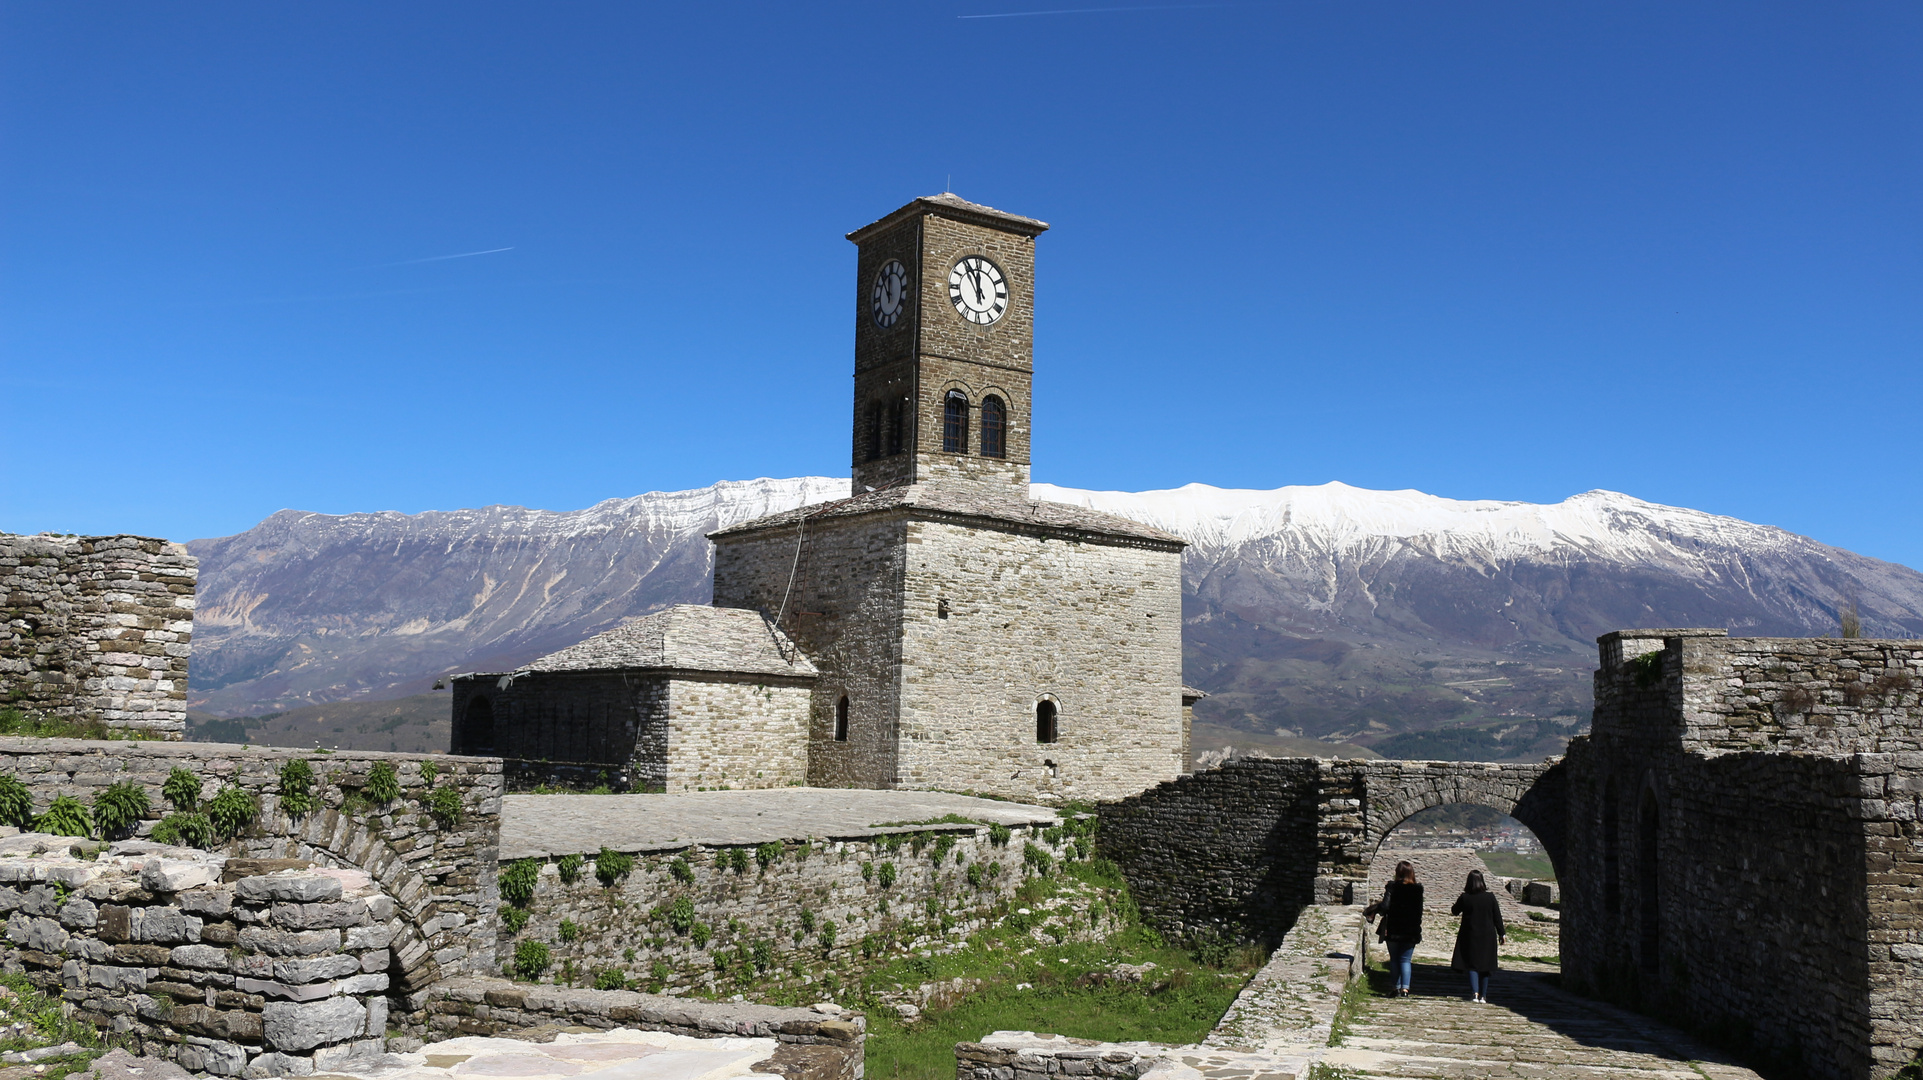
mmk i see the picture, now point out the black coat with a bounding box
[1450,890,1505,973]
[1378,882,1424,944]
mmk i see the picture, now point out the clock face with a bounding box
[871,260,908,328]
[948,256,1009,326]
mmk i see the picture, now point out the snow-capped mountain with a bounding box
[186,478,1923,759]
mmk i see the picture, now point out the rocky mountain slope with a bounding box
[185,478,1923,761]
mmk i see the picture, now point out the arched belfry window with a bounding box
[980,396,1006,458]
[886,400,905,456]
[866,402,885,462]
[1035,699,1059,744]
[835,696,850,742]
[943,391,969,453]
[464,696,495,754]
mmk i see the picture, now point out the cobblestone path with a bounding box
[1323,960,1763,1080]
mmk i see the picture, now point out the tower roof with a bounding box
[523,604,816,678]
[710,484,1185,550]
[847,193,1050,245]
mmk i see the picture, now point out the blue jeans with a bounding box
[1468,969,1492,998]
[1387,942,1416,991]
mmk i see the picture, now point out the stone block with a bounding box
[88,965,147,991]
[176,1039,248,1077]
[263,995,371,1051]
[244,1051,316,1078]
[171,943,228,969]
[234,977,339,1003]
[59,898,98,929]
[131,907,203,944]
[270,900,366,931]
[111,943,174,966]
[236,874,342,904]
[144,859,221,893]
[178,888,235,918]
[342,924,393,951]
[272,954,360,985]
[238,927,341,957]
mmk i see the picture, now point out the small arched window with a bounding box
[835,696,850,742]
[1035,699,1058,744]
[464,696,495,754]
[980,396,1006,458]
[866,402,885,461]
[886,400,906,456]
[943,391,969,453]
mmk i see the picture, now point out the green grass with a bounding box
[0,972,105,1080]
[1328,960,1388,1045]
[857,862,1264,1080]
[0,708,158,742]
[869,814,982,828]
[1505,925,1553,946]
[1479,851,1555,880]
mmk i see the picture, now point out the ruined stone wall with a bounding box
[498,821,1082,998]
[712,515,908,789]
[896,522,1184,802]
[664,679,809,792]
[1564,631,1923,1080]
[1097,758,1320,944]
[1,839,397,1076]
[0,739,502,997]
[0,534,195,737]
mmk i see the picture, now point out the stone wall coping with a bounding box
[0,737,498,764]
[1596,628,1729,645]
[428,976,863,1042]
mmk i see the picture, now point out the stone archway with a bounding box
[1314,759,1566,903]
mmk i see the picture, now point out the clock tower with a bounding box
[846,194,1048,496]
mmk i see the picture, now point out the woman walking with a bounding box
[1372,860,1424,997]
[1450,870,1506,1003]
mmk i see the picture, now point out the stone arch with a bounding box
[242,806,460,993]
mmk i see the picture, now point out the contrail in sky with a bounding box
[379,246,514,267]
[958,2,1243,17]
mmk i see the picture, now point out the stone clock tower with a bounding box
[846,194,1047,496]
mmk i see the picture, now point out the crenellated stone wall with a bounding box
[0,534,196,737]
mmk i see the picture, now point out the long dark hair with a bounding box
[1395,860,1417,884]
[1465,870,1487,894]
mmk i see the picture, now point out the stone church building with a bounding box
[452,195,1193,802]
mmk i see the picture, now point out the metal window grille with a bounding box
[943,392,969,453]
[980,396,1006,458]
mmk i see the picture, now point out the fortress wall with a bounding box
[1097,757,1321,944]
[0,739,503,999]
[496,821,1089,998]
[0,534,196,737]
[895,521,1185,802]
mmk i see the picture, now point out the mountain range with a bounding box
[184,478,1923,762]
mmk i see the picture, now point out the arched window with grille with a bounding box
[943,391,969,453]
[835,696,850,742]
[1035,699,1059,744]
[980,395,1006,458]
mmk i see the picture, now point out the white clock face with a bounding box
[871,259,908,328]
[948,256,1009,326]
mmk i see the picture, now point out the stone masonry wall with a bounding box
[501,820,1071,998]
[1563,631,1923,1080]
[713,515,908,790]
[0,534,196,737]
[1098,758,1320,945]
[664,679,809,792]
[895,521,1184,802]
[0,739,502,1000]
[1,837,396,1077]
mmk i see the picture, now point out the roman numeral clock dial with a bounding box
[948,256,1009,326]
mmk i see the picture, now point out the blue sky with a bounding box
[3,2,1920,567]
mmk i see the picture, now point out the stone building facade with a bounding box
[0,533,195,737]
[460,195,1190,804]
[450,605,814,792]
[1560,629,1923,1080]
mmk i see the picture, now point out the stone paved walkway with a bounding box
[1324,960,1763,1080]
[501,789,1057,858]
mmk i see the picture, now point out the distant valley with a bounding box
[185,478,1923,762]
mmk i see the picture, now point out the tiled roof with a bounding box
[525,605,817,678]
[708,482,1185,549]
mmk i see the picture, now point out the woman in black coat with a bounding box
[1373,860,1424,997]
[1450,870,1506,1003]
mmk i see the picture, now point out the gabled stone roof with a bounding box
[709,482,1185,551]
[525,605,816,679]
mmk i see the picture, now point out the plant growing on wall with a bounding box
[419,760,439,783]
[364,762,401,805]
[513,940,550,980]
[755,842,782,870]
[500,906,530,934]
[930,834,956,865]
[0,776,32,829]
[1023,842,1054,877]
[594,846,634,886]
[207,786,260,839]
[1627,651,1665,689]
[558,919,579,942]
[670,857,694,883]
[818,920,836,951]
[500,859,541,907]
[557,854,584,885]
[987,823,1012,847]
[152,812,215,848]
[278,759,316,817]
[593,969,627,991]
[162,767,201,811]
[724,848,751,874]
[35,795,93,838]
[877,861,897,889]
[428,785,462,826]
[668,895,695,934]
[690,922,712,948]
[92,781,150,840]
